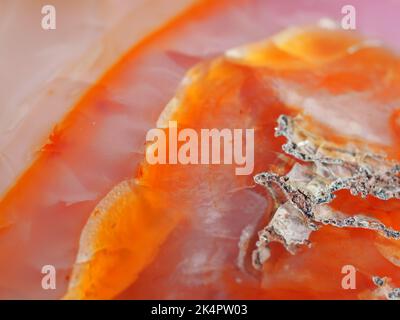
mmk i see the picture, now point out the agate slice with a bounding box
[65,27,400,299]
[1,0,400,300]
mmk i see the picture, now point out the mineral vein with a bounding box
[372,276,400,300]
[252,114,400,269]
